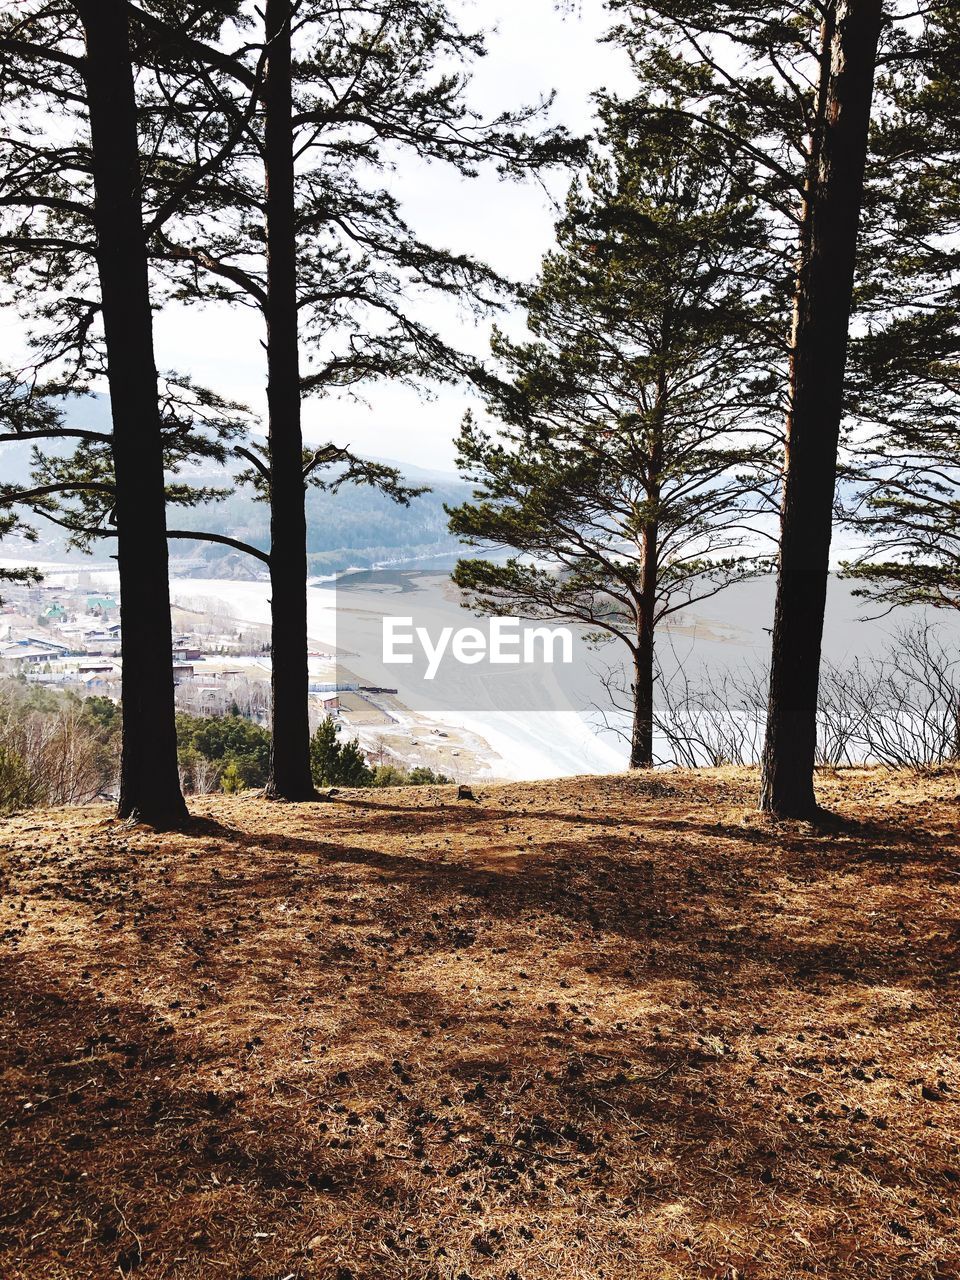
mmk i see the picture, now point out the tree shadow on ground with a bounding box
[1,775,958,1278]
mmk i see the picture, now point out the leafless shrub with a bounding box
[591,645,768,768]
[41,708,106,805]
[653,661,767,767]
[178,750,223,795]
[0,683,116,811]
[815,660,872,767]
[651,620,960,773]
[832,622,960,768]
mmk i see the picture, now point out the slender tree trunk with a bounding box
[262,0,314,799]
[759,0,883,818]
[629,630,655,768]
[76,0,187,827]
[630,523,658,769]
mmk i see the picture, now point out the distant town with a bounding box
[1,574,275,714]
[0,573,491,781]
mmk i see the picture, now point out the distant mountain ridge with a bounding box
[0,394,474,579]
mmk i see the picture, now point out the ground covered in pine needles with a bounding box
[1,767,959,1279]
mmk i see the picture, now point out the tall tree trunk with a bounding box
[760,0,883,818]
[76,0,187,827]
[630,523,658,769]
[629,629,655,768]
[262,0,314,799]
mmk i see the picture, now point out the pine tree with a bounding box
[609,0,940,815]
[309,717,371,787]
[0,2,257,824]
[759,0,883,817]
[448,108,779,766]
[308,716,340,787]
[135,0,580,800]
[0,1,194,824]
[75,0,194,824]
[839,5,960,612]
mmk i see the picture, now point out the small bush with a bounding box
[0,743,36,814]
[176,713,271,793]
[370,763,451,787]
[310,718,372,787]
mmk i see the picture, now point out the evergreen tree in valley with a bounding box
[448,109,780,767]
[309,717,371,787]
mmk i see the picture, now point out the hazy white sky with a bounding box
[150,0,635,472]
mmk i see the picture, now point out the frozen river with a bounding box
[7,558,960,779]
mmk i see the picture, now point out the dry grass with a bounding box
[1,766,959,1279]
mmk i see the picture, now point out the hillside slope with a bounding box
[1,768,959,1278]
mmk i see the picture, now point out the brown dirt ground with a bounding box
[1,767,959,1280]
